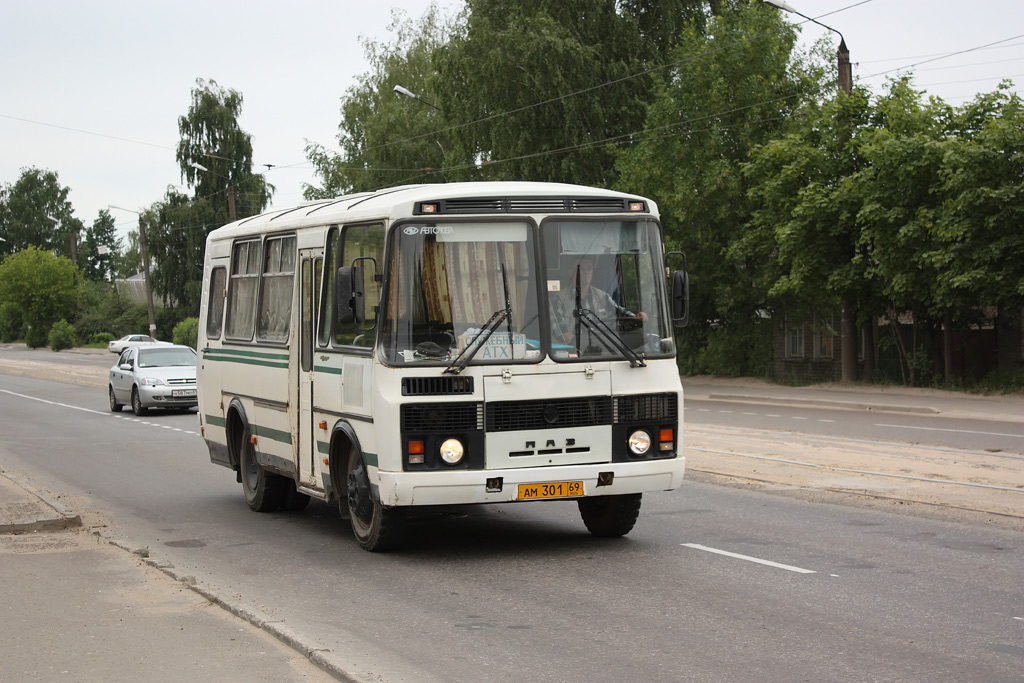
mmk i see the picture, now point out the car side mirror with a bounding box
[336,265,365,325]
[120,363,132,371]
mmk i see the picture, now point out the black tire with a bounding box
[238,424,286,512]
[578,493,642,537]
[108,385,123,413]
[345,449,405,552]
[281,484,311,512]
[131,387,148,416]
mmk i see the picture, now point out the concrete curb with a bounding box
[0,470,82,533]
[705,393,941,415]
[103,535,360,683]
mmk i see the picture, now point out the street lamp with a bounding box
[763,0,851,94]
[109,205,158,338]
[188,161,236,221]
[393,84,441,111]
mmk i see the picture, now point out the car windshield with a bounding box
[382,221,541,366]
[137,348,196,368]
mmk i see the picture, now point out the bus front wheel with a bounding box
[578,493,642,537]
[345,450,405,552]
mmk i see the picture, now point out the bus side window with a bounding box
[256,235,296,343]
[206,266,227,341]
[334,223,384,348]
[226,240,261,341]
[318,227,339,348]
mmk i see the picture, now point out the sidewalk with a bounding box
[683,375,1024,423]
[0,470,341,683]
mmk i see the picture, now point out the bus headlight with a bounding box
[439,438,465,465]
[628,430,652,455]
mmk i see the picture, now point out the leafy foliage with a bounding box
[0,168,81,259]
[172,317,199,349]
[305,7,455,196]
[48,319,77,351]
[0,246,80,348]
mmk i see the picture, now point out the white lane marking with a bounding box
[818,419,835,423]
[682,543,816,574]
[792,416,808,420]
[2,389,108,415]
[766,414,781,418]
[875,423,1024,440]
[2,389,199,435]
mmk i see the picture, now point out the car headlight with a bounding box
[141,378,166,386]
[628,430,652,455]
[439,438,465,465]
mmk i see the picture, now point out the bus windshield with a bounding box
[543,219,674,362]
[382,222,542,365]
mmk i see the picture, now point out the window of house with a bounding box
[786,323,805,359]
[814,313,835,358]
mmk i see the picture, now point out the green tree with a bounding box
[177,79,273,224]
[79,209,120,282]
[618,1,823,375]
[0,246,80,348]
[937,87,1024,311]
[165,79,272,312]
[306,7,456,196]
[0,168,79,259]
[433,0,697,186]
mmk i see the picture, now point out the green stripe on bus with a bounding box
[203,347,289,369]
[364,451,378,467]
[205,414,227,428]
[317,440,330,455]
[314,364,343,375]
[251,424,292,445]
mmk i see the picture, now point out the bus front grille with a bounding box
[402,376,475,396]
[401,402,483,433]
[485,397,612,432]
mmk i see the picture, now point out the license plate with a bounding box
[172,389,197,398]
[517,481,584,500]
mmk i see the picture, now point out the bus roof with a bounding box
[207,181,659,240]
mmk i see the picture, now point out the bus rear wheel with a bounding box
[239,424,286,512]
[345,450,405,552]
[578,493,642,537]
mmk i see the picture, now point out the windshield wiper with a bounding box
[444,265,514,375]
[574,308,646,368]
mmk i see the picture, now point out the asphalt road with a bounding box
[1,371,1022,682]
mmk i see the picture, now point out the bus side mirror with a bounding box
[671,269,689,328]
[336,266,365,325]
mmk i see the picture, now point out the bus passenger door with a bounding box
[298,252,322,488]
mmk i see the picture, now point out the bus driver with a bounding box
[550,255,647,346]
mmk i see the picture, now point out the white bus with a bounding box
[197,181,689,551]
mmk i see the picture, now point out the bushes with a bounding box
[172,317,199,349]
[48,319,77,351]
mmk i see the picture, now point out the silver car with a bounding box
[109,345,198,415]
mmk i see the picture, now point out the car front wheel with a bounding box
[131,387,148,416]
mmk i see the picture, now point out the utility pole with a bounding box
[137,214,158,338]
[763,0,859,383]
[110,205,157,338]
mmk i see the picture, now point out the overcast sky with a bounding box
[2,0,1022,238]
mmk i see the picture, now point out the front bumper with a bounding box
[375,457,685,507]
[139,384,197,408]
